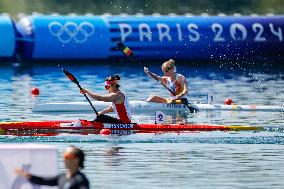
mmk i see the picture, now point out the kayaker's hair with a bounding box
[69,146,85,169]
[162,59,176,72]
[105,74,120,81]
[105,74,120,89]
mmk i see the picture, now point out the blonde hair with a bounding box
[162,59,176,72]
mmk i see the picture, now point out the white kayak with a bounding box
[32,100,284,113]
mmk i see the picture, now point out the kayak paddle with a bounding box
[62,68,99,116]
[117,42,175,95]
[117,42,198,113]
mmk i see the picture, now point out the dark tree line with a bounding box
[0,0,283,17]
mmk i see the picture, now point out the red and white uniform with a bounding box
[112,91,132,123]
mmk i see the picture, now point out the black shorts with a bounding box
[94,114,123,123]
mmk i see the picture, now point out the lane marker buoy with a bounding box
[31,87,40,95]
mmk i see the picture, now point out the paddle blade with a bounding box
[180,98,199,113]
[117,42,138,63]
[62,68,79,85]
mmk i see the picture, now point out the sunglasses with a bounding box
[163,67,171,73]
[64,153,77,160]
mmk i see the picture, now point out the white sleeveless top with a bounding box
[166,73,187,98]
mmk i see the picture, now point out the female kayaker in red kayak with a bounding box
[80,74,132,123]
[144,59,188,103]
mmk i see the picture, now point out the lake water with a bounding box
[0,62,283,188]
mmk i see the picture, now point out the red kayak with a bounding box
[0,120,261,132]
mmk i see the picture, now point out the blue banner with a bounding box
[106,15,284,60]
[0,15,16,58]
[16,15,284,61]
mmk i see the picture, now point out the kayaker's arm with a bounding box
[94,93,119,102]
[144,67,168,87]
[144,67,161,81]
[81,89,120,102]
[99,106,114,114]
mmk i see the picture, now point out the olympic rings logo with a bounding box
[48,21,95,43]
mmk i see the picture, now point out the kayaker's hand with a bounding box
[144,67,149,74]
[80,88,87,94]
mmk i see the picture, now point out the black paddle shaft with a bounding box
[62,68,99,115]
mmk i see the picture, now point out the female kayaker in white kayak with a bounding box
[80,74,132,123]
[144,59,188,103]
